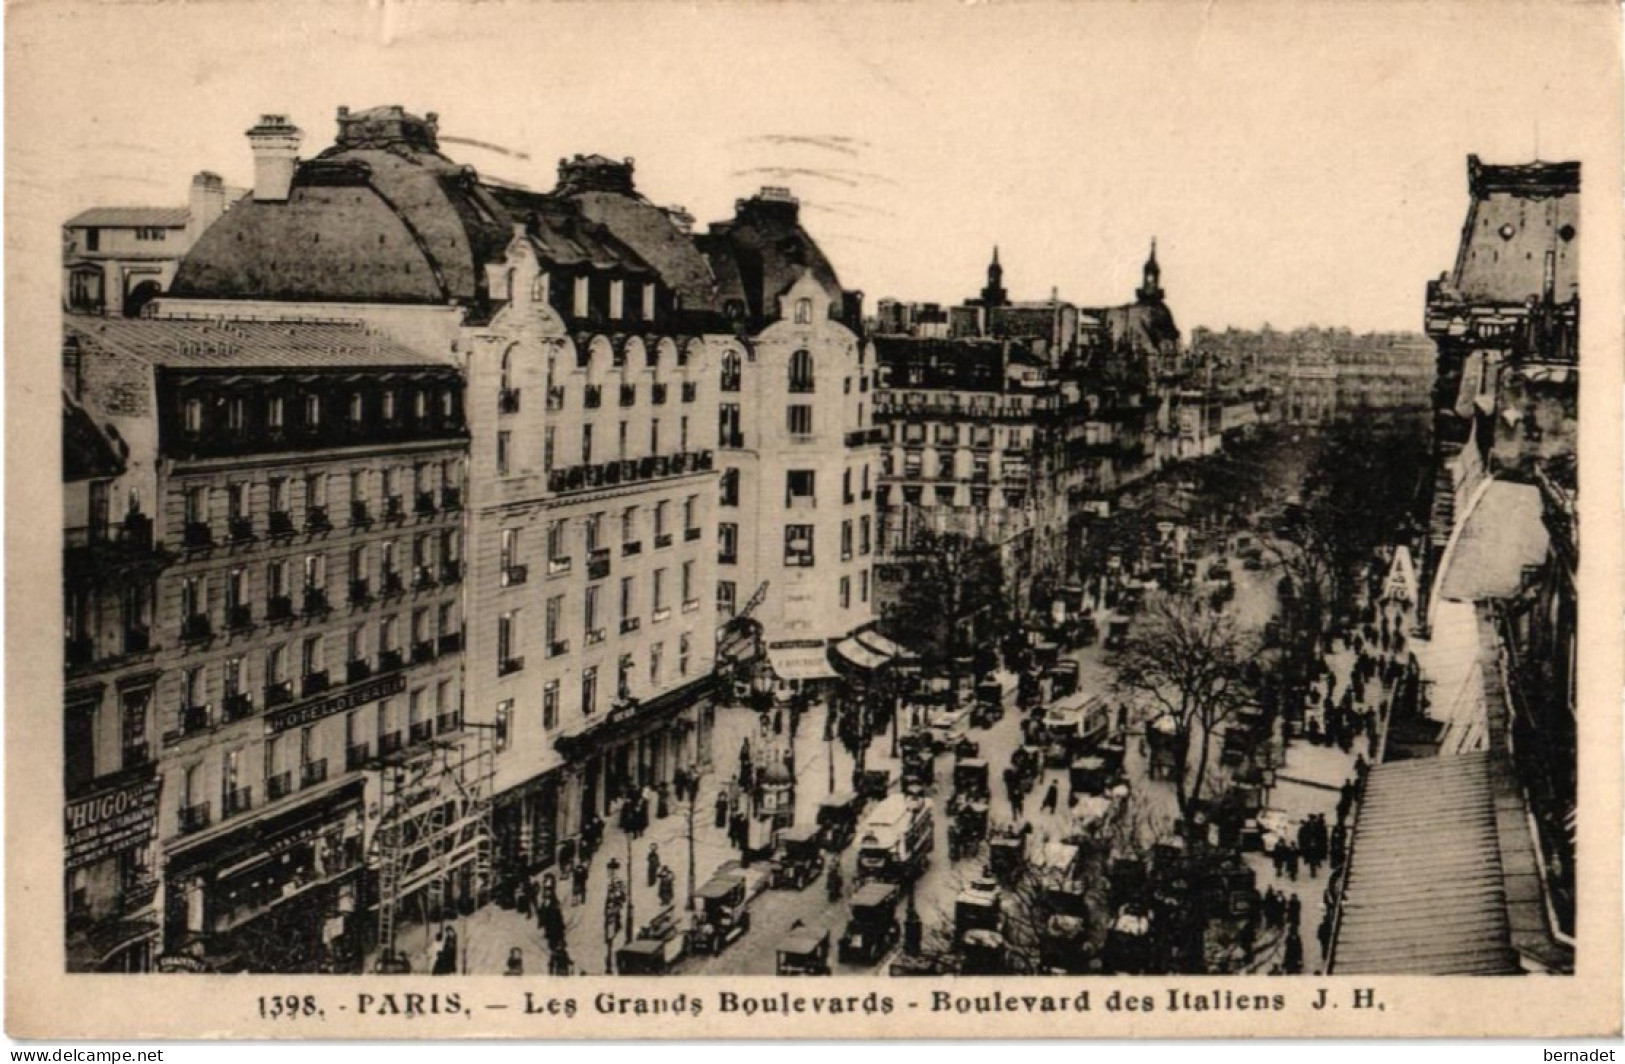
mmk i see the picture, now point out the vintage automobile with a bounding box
[1046,660,1081,700]
[770,824,827,890]
[948,758,992,859]
[987,824,1026,882]
[690,873,751,956]
[816,792,864,852]
[838,882,902,966]
[775,925,833,976]
[1103,903,1155,974]
[899,730,936,795]
[1041,694,1112,767]
[1069,756,1112,797]
[1104,617,1133,651]
[970,680,1006,729]
[616,907,688,974]
[856,768,894,805]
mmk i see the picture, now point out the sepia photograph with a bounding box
[7,0,1622,1040]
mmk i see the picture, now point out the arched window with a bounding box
[532,272,550,303]
[788,349,814,394]
[794,298,812,325]
[500,349,513,392]
[720,351,741,392]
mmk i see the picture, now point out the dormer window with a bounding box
[413,390,428,420]
[643,283,657,320]
[573,276,590,318]
[183,398,203,436]
[533,272,550,304]
[382,390,397,422]
[721,351,741,393]
[609,279,625,320]
[304,393,322,427]
[794,298,812,325]
[267,396,285,431]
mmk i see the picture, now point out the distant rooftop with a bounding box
[65,207,189,229]
[63,314,454,370]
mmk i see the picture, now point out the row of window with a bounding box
[883,451,1030,481]
[175,605,461,719]
[498,497,702,577]
[494,563,704,670]
[893,423,1031,448]
[880,485,1028,510]
[178,384,461,439]
[175,532,461,635]
[493,624,697,709]
[712,519,872,567]
[500,417,703,477]
[179,462,463,544]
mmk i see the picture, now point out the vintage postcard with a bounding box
[7,0,1622,1041]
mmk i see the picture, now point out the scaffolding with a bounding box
[370,725,496,970]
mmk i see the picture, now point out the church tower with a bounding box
[980,245,1009,308]
[1136,238,1164,303]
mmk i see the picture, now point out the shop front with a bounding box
[65,767,161,972]
[161,779,366,973]
[554,674,716,849]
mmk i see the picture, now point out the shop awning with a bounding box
[554,674,715,758]
[766,645,839,681]
[855,630,913,661]
[833,637,889,672]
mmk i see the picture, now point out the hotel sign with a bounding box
[263,673,406,735]
[65,776,159,872]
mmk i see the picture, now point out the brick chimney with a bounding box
[186,171,227,244]
[245,114,303,202]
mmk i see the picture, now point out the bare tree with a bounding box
[1112,594,1262,822]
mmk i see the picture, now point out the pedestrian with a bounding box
[714,789,729,830]
[520,875,539,921]
[1317,914,1333,959]
[1040,779,1059,815]
[658,865,675,907]
[1271,837,1289,878]
[1286,893,1302,929]
[433,925,458,975]
[506,947,525,976]
[542,897,566,952]
[1283,928,1305,975]
[647,842,660,888]
[1330,824,1347,870]
[1285,843,1299,881]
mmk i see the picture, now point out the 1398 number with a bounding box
[259,995,324,1020]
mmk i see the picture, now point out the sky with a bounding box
[7,1,1621,333]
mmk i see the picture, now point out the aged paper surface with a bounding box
[8,0,1623,1040]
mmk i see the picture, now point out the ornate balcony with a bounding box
[302,759,329,789]
[264,680,294,708]
[178,802,211,835]
[301,670,331,698]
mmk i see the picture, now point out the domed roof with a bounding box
[699,188,844,329]
[760,757,794,785]
[173,106,513,306]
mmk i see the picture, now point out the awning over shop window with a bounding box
[855,630,913,661]
[766,645,839,682]
[833,637,889,672]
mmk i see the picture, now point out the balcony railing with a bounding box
[380,571,405,597]
[415,492,437,516]
[654,533,673,549]
[301,670,331,698]
[350,500,372,527]
[65,514,157,556]
[223,786,253,818]
[266,595,294,622]
[545,450,715,495]
[587,548,611,580]
[437,631,463,655]
[227,604,254,631]
[305,506,332,533]
[384,495,406,521]
[586,628,606,646]
[622,540,643,557]
[499,387,522,414]
[685,526,702,542]
[182,704,213,734]
[302,759,328,788]
[440,487,462,511]
[183,522,214,550]
[682,598,701,613]
[412,565,437,589]
[409,720,434,745]
[547,640,569,659]
[441,559,463,584]
[620,617,641,634]
[265,680,294,708]
[499,655,525,676]
[181,614,213,643]
[346,743,371,771]
[652,606,671,623]
[66,636,94,668]
[378,649,405,673]
[378,732,404,757]
[720,433,745,449]
[266,771,293,802]
[223,691,255,722]
[229,516,255,543]
[303,587,330,616]
[412,640,436,664]
[268,510,296,537]
[178,802,211,835]
[347,658,373,684]
[548,556,572,576]
[436,711,463,734]
[123,626,151,655]
[502,564,528,587]
[349,578,372,605]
